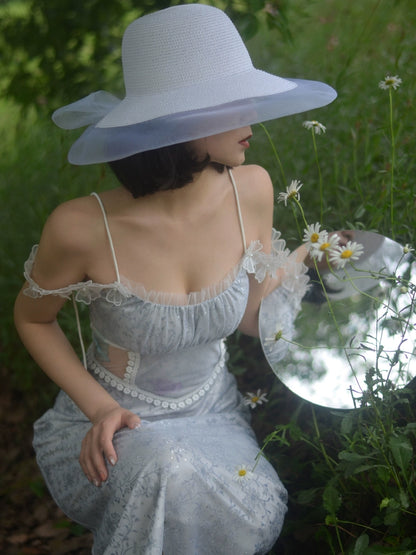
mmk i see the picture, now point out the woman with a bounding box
[14,5,336,554]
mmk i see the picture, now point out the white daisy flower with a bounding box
[234,464,251,482]
[403,244,414,254]
[303,223,327,251]
[378,75,402,90]
[264,327,283,345]
[243,389,268,409]
[277,179,302,206]
[303,120,326,135]
[309,232,340,262]
[329,241,364,269]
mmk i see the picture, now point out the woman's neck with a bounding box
[120,165,232,220]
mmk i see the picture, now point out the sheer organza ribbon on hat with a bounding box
[52,81,337,165]
[52,91,121,129]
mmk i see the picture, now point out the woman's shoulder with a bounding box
[232,164,274,212]
[29,192,114,288]
[42,194,104,253]
[48,194,100,222]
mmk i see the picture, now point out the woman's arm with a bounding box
[236,165,274,336]
[14,201,140,486]
[236,166,309,336]
[262,243,309,297]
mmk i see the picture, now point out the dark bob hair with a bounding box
[108,142,224,198]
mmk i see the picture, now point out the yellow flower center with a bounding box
[311,233,320,243]
[340,249,353,259]
[238,469,247,477]
[251,396,259,403]
[320,242,330,251]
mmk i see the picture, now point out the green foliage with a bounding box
[263,384,416,552]
[0,101,110,393]
[245,0,416,246]
[0,0,291,110]
[244,2,416,551]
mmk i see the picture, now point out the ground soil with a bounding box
[0,379,93,554]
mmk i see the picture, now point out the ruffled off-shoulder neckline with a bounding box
[23,229,309,307]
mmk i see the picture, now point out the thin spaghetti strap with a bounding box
[227,168,247,251]
[90,192,121,283]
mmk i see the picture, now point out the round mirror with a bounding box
[259,231,416,409]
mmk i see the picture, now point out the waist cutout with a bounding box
[87,339,227,409]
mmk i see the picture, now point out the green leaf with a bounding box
[376,466,391,484]
[339,451,369,462]
[389,434,413,473]
[399,489,410,509]
[380,497,391,510]
[325,514,338,526]
[351,464,380,475]
[340,412,355,435]
[364,547,416,554]
[353,533,369,555]
[338,450,378,476]
[296,488,320,505]
[404,422,416,435]
[323,483,342,515]
[354,204,366,219]
[384,508,400,526]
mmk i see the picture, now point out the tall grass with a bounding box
[0,103,115,398]
[242,1,416,551]
[245,0,416,246]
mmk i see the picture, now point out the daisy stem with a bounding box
[259,123,287,187]
[388,87,396,238]
[291,202,362,390]
[291,203,303,240]
[311,407,336,473]
[292,197,308,230]
[311,130,324,224]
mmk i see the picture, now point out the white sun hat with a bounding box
[52,3,337,165]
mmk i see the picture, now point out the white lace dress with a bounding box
[24,171,308,555]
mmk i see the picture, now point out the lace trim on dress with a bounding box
[22,230,309,307]
[87,340,227,408]
[23,245,132,306]
[119,262,243,307]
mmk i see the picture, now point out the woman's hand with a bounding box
[80,405,141,487]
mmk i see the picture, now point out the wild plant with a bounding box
[257,75,416,553]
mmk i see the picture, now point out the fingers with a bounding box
[80,429,110,487]
[80,409,141,487]
[126,413,141,430]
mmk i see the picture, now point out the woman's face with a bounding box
[189,126,253,167]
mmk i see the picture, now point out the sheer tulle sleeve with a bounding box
[252,230,310,365]
[22,245,131,306]
[242,229,310,310]
[259,285,297,365]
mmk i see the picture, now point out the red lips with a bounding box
[239,134,252,148]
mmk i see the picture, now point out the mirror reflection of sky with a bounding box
[260,233,416,409]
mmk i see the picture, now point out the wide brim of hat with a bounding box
[67,78,336,165]
[96,69,297,128]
